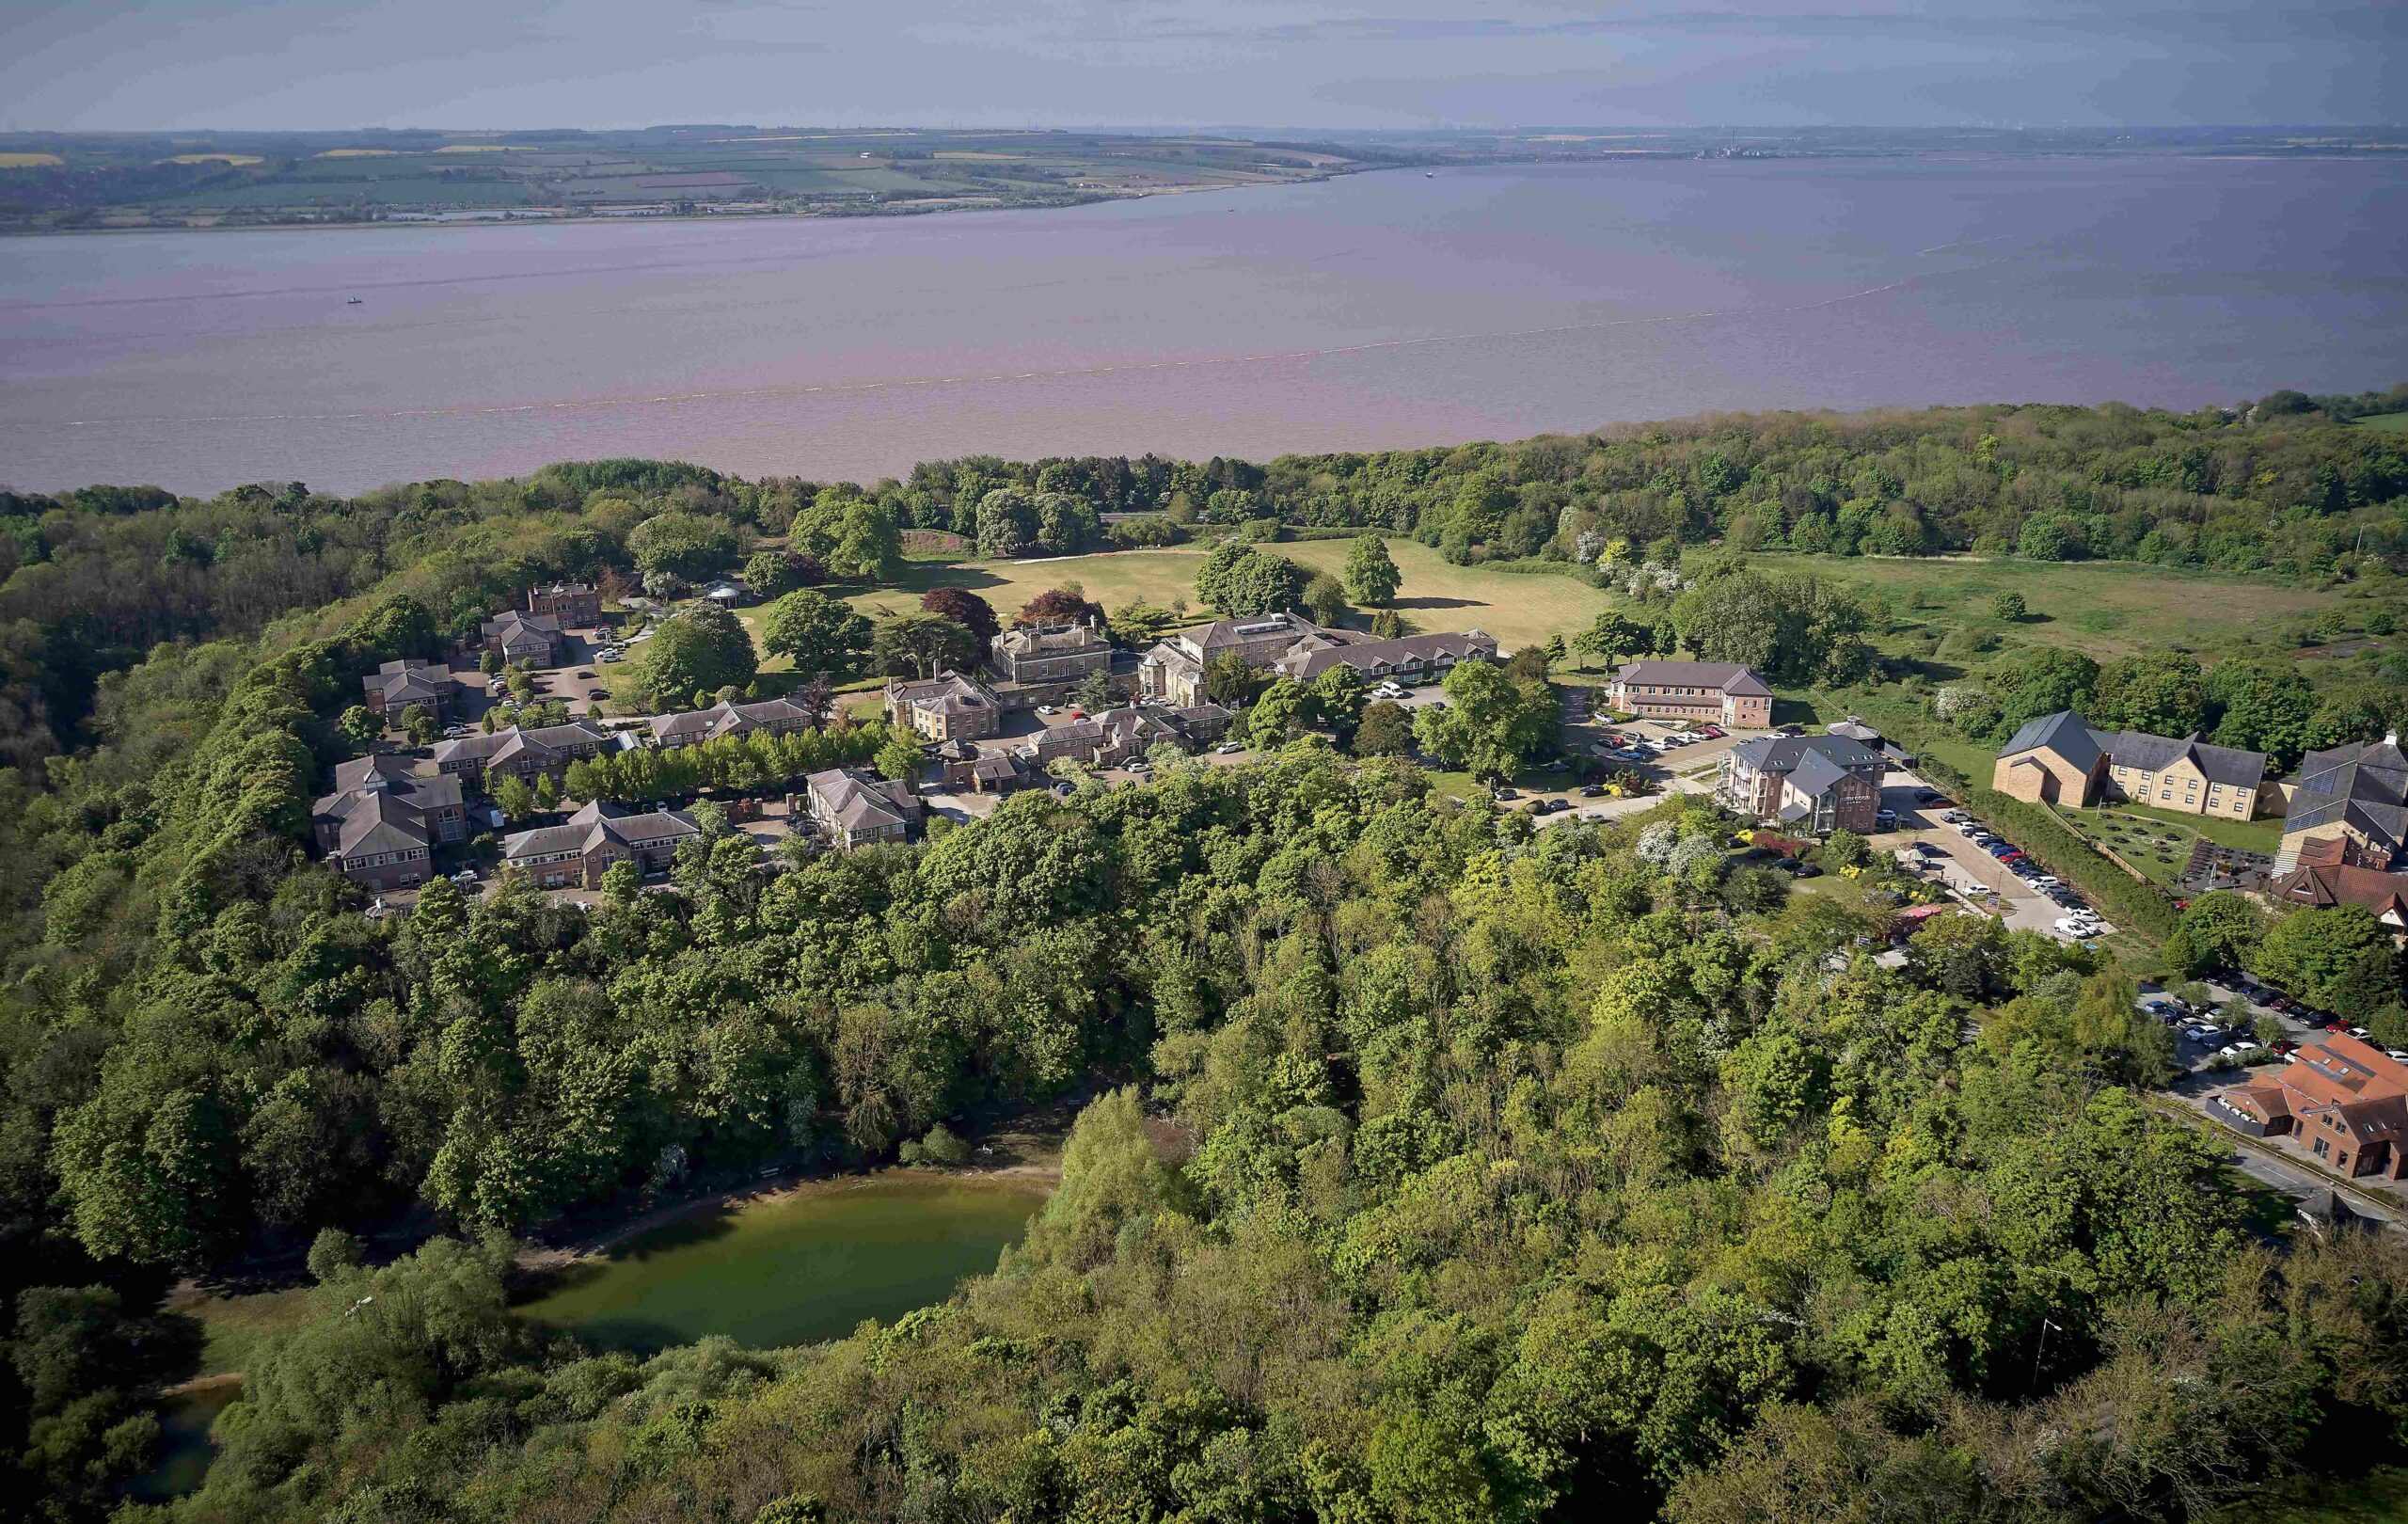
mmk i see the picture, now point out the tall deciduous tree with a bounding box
[920,587,1000,644]
[1344,534,1402,606]
[871,613,981,679]
[634,602,760,706]
[759,591,868,684]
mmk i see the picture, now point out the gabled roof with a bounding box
[483,608,562,635]
[2098,728,2267,790]
[436,721,611,767]
[1611,659,1772,697]
[1785,748,1851,800]
[2289,738,2408,848]
[1997,709,2103,774]
[888,670,997,715]
[503,799,700,862]
[807,768,919,834]
[1274,630,1497,682]
[2270,863,2408,924]
[1729,733,1886,777]
[993,622,1111,658]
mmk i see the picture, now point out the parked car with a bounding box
[1038,705,1057,715]
[1578,784,1605,798]
[1792,863,1823,879]
[1698,725,1725,739]
[597,652,622,663]
[1494,786,1520,801]
[575,669,595,679]
[1213,741,1244,754]
[1874,809,1898,829]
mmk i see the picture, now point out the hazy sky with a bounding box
[1,0,2400,133]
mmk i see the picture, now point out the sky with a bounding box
[0,0,2400,134]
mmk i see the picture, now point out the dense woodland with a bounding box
[4,396,2408,1519]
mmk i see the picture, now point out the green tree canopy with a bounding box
[633,602,761,706]
[759,591,869,685]
[1343,533,1403,606]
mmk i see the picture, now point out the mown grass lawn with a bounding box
[2351,411,2408,434]
[801,537,1610,654]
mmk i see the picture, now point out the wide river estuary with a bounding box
[3,156,2403,496]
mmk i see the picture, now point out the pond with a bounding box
[519,1171,1052,1354]
[129,1379,239,1500]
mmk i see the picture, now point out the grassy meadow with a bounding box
[815,537,1615,654]
[1754,552,2331,659]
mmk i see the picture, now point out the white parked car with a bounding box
[1038,705,1057,715]
[1213,741,1244,754]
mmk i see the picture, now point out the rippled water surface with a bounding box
[3,157,2402,495]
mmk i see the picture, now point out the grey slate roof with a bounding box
[888,671,996,716]
[1997,709,2103,773]
[2288,738,2408,845]
[502,800,700,863]
[1785,748,1851,800]
[1728,733,1886,776]
[436,720,611,769]
[1612,659,1773,697]
[1274,630,1496,681]
[2097,728,2267,790]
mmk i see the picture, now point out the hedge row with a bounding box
[1838,698,2178,944]
[1967,786,2180,941]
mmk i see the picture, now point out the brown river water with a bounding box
[2,156,2403,496]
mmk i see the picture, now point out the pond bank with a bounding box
[515,1168,1054,1354]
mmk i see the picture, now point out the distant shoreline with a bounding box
[8,139,2402,241]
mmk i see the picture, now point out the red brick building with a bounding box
[2226,1033,2408,1180]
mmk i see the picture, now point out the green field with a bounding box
[803,538,1613,654]
[1754,553,2329,659]
[2352,411,2408,434]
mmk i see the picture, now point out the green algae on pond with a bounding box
[520,1172,1051,1355]
[130,1380,238,1500]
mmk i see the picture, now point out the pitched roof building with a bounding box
[1992,709,2267,820]
[645,696,816,749]
[2225,1033,2408,1180]
[805,768,924,850]
[1020,703,1235,769]
[2267,859,2408,938]
[1719,733,1887,834]
[988,621,1114,692]
[526,582,603,625]
[481,608,565,664]
[1139,613,1330,706]
[884,670,1003,741]
[2277,736,2408,874]
[501,800,701,889]
[1607,660,1774,728]
[1993,709,2109,805]
[1268,629,1497,685]
[435,720,616,791]
[362,659,454,718]
[311,754,467,891]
